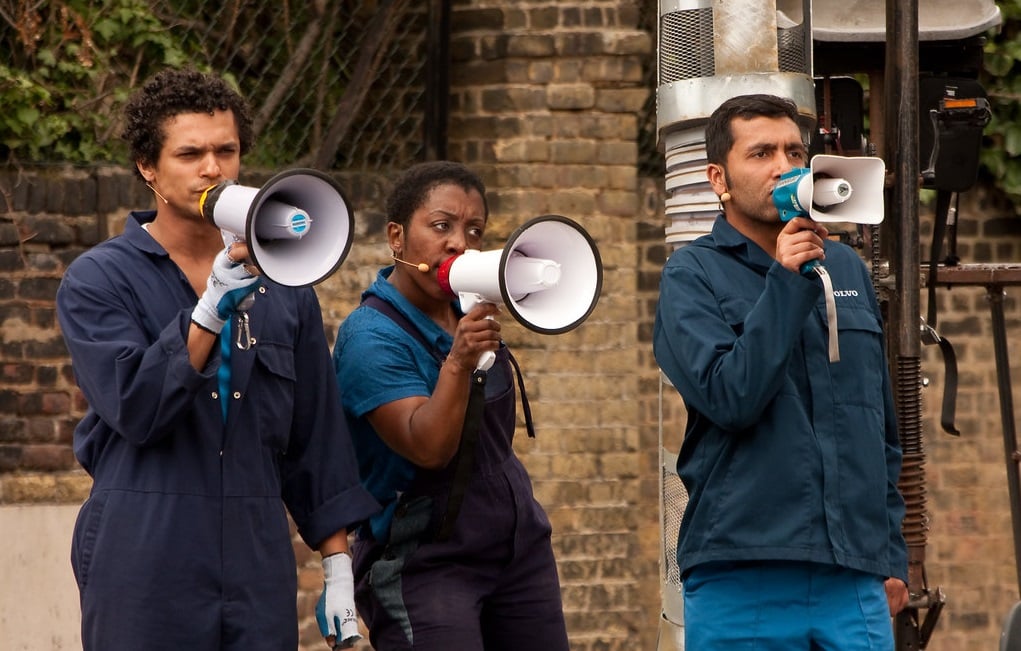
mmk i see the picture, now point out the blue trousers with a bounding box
[683,561,894,650]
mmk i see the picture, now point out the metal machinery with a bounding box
[654,1,1006,649]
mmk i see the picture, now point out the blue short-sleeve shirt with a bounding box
[333,267,457,541]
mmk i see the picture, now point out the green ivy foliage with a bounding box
[0,0,192,165]
[0,1,390,171]
[981,0,1021,204]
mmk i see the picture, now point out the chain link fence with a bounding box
[1,0,438,172]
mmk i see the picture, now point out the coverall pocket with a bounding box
[71,492,108,590]
[368,494,434,644]
[252,342,296,450]
[830,304,886,407]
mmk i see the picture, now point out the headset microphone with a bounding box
[392,256,431,273]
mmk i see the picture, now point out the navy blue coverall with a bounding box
[56,212,379,650]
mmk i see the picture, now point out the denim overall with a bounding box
[352,346,569,651]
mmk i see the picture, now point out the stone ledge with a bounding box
[0,471,91,504]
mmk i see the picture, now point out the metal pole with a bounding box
[424,0,450,161]
[887,0,920,358]
[988,287,1021,597]
[883,0,935,647]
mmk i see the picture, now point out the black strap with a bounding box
[433,352,536,539]
[922,191,961,437]
[361,295,443,364]
[360,294,492,541]
[507,351,535,439]
[435,368,487,542]
[934,334,960,437]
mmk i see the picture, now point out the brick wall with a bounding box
[916,189,1021,651]
[0,165,125,502]
[3,3,1021,651]
[440,3,659,649]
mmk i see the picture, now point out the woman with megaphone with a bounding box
[333,161,570,651]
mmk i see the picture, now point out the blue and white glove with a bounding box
[191,247,261,334]
[316,552,360,648]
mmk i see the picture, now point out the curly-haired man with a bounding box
[57,68,378,650]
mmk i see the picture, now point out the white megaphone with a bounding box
[773,154,886,224]
[437,215,603,370]
[199,168,354,286]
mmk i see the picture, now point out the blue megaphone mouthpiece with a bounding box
[773,167,813,222]
[773,167,821,275]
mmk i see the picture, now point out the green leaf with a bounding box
[37,49,57,67]
[15,107,40,125]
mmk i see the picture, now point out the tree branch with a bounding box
[312,0,410,170]
[253,0,327,136]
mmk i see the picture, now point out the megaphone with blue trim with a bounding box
[199,168,354,287]
[773,155,886,225]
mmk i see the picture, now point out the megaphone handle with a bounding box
[476,349,496,372]
[221,228,244,248]
[459,292,497,371]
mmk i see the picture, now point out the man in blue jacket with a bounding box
[56,68,379,650]
[653,93,909,650]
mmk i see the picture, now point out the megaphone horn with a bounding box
[199,168,354,287]
[437,214,603,336]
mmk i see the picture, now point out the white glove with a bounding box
[191,247,261,333]
[315,552,360,648]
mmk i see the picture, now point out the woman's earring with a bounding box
[720,191,731,203]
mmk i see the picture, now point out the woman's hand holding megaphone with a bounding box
[446,302,502,374]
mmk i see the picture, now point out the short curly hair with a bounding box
[122,68,254,178]
[386,161,489,228]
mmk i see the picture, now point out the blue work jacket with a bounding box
[653,215,908,584]
[56,212,379,649]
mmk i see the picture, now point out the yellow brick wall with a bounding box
[3,2,1021,650]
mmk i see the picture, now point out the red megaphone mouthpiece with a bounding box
[437,254,460,297]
